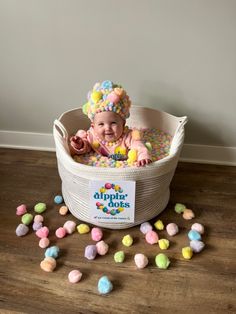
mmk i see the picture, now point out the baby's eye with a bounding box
[111,122,117,125]
[98,123,104,126]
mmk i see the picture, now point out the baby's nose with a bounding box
[105,124,112,131]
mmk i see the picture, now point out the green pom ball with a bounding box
[21,213,33,225]
[155,253,170,269]
[114,251,125,263]
[34,202,47,214]
[174,203,186,214]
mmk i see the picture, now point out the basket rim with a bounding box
[54,106,187,175]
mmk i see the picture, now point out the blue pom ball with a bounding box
[188,230,201,241]
[45,246,60,259]
[98,276,113,295]
[54,195,63,204]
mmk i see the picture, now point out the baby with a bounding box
[69,80,152,167]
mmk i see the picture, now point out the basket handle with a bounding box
[54,119,68,141]
[176,116,188,134]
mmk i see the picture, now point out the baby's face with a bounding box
[92,111,125,142]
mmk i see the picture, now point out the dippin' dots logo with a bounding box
[93,183,130,216]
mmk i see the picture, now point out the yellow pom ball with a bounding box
[154,219,164,230]
[118,207,124,212]
[122,234,133,247]
[77,224,90,234]
[182,246,193,259]
[127,149,138,162]
[114,146,126,155]
[91,91,102,103]
[100,187,106,193]
[158,239,170,250]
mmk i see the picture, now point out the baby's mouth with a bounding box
[105,133,114,136]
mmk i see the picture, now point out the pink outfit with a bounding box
[70,127,151,162]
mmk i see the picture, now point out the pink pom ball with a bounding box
[134,253,149,269]
[68,270,82,283]
[96,240,109,255]
[107,91,120,103]
[91,227,103,241]
[34,214,44,223]
[36,226,49,238]
[16,204,27,216]
[166,223,179,236]
[63,221,76,234]
[145,230,159,244]
[39,237,50,248]
[55,227,67,238]
[191,223,205,234]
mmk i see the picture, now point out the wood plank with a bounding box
[0,148,235,313]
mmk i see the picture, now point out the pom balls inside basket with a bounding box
[53,106,187,229]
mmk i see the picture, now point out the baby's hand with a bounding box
[70,136,84,151]
[137,159,152,167]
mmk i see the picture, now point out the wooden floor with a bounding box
[0,148,235,314]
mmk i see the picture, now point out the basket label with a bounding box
[89,180,136,223]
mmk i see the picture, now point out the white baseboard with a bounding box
[0,130,55,152]
[0,130,236,166]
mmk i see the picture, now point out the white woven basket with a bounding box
[53,106,187,229]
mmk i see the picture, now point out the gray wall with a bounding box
[0,0,236,146]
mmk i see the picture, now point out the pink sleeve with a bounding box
[125,130,151,161]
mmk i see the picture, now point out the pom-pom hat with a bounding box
[82,80,131,121]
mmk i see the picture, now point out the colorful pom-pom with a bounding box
[134,253,149,269]
[191,223,205,234]
[183,209,195,220]
[98,276,113,295]
[54,195,64,204]
[39,237,50,249]
[155,253,170,269]
[174,203,186,214]
[114,251,125,263]
[21,213,33,225]
[96,240,109,255]
[166,223,179,236]
[84,245,97,260]
[34,202,47,214]
[158,239,170,250]
[55,227,67,238]
[77,224,90,234]
[45,246,60,259]
[59,205,69,216]
[91,227,103,241]
[188,230,201,241]
[68,270,82,283]
[140,222,153,234]
[36,226,49,238]
[16,204,27,216]
[16,223,29,237]
[182,246,193,259]
[145,230,159,245]
[154,219,164,230]
[40,257,57,272]
[63,221,76,234]
[122,234,133,247]
[190,240,205,253]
